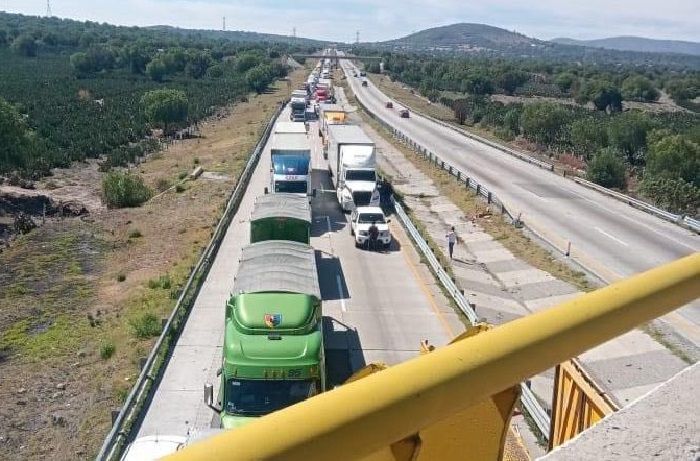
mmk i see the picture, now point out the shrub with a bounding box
[175,183,186,193]
[155,178,171,192]
[130,312,162,339]
[100,342,116,359]
[587,148,627,189]
[128,228,142,239]
[178,171,188,180]
[102,171,153,208]
[116,272,126,282]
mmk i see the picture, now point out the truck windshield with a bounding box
[225,378,317,416]
[345,170,376,182]
[275,180,308,194]
[358,213,385,224]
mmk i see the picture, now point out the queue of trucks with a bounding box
[121,58,386,460]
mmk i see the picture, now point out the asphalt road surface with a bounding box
[341,60,700,346]
[134,106,463,438]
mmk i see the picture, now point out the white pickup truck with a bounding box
[349,206,392,249]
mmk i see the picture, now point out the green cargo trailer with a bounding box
[204,240,324,430]
[250,193,312,244]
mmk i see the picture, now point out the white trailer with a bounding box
[326,124,380,211]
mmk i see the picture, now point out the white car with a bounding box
[349,207,392,249]
[119,435,187,461]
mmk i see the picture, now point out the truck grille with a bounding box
[352,191,372,206]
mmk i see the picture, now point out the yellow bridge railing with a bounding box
[164,252,700,461]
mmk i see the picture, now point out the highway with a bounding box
[134,105,464,438]
[342,60,700,345]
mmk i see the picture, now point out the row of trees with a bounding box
[0,14,300,179]
[444,95,699,214]
[361,50,699,110]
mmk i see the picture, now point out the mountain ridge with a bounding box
[551,36,700,56]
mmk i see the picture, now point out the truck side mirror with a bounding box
[203,383,213,406]
[264,187,269,195]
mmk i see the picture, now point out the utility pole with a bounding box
[46,0,51,17]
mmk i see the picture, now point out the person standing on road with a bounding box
[445,226,457,260]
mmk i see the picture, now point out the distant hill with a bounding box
[380,23,540,51]
[146,25,328,48]
[552,36,700,56]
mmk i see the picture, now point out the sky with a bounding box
[3,0,699,44]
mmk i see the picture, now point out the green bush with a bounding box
[587,148,627,189]
[102,171,153,209]
[100,341,116,359]
[175,183,186,193]
[128,228,142,239]
[116,272,126,282]
[130,312,162,339]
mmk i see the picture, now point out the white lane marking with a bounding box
[325,215,334,254]
[595,226,629,247]
[523,188,550,202]
[336,274,347,313]
[566,187,698,252]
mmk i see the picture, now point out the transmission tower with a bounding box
[46,0,51,17]
[222,16,226,31]
[292,27,296,40]
[355,30,359,45]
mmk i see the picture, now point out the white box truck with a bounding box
[268,133,312,197]
[326,124,380,211]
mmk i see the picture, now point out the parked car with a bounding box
[350,206,392,250]
[385,101,393,108]
[399,109,409,118]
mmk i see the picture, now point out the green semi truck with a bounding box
[204,240,324,430]
[250,193,312,244]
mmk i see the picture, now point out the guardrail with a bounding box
[572,177,700,234]
[96,100,288,461]
[355,88,553,439]
[392,198,479,324]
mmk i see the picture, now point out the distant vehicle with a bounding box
[361,80,368,87]
[359,71,366,77]
[353,72,357,77]
[399,109,409,118]
[385,101,393,109]
[349,206,391,249]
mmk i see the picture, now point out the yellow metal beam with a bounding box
[164,252,700,461]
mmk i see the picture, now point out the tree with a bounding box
[0,97,32,172]
[11,34,38,57]
[70,52,95,77]
[236,51,261,73]
[554,72,576,92]
[245,66,271,94]
[621,75,660,102]
[140,89,189,135]
[576,80,622,112]
[0,29,8,47]
[520,101,572,147]
[453,99,469,125]
[146,58,167,82]
[645,134,700,187]
[607,112,651,167]
[639,176,700,215]
[587,147,627,189]
[503,109,520,135]
[569,117,608,160]
[498,71,527,96]
[185,52,213,79]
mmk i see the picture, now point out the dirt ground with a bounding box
[0,67,308,460]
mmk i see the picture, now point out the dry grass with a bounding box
[345,78,593,292]
[0,66,310,461]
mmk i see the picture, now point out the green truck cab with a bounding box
[250,193,312,244]
[204,240,325,430]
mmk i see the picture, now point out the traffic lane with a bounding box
[310,152,455,373]
[136,106,291,436]
[348,66,698,269]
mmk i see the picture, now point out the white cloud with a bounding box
[5,0,700,42]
